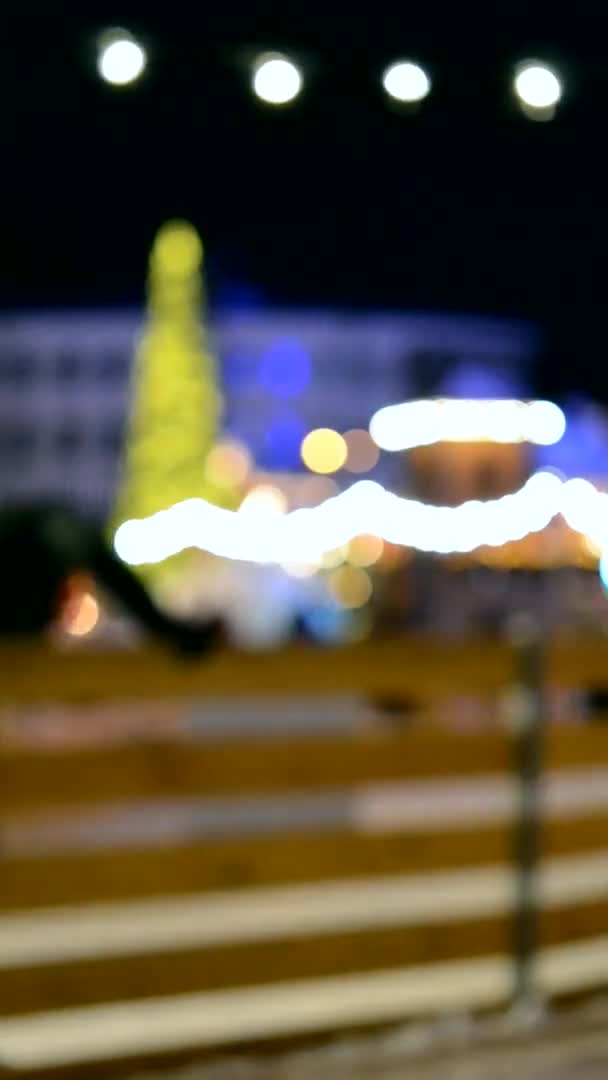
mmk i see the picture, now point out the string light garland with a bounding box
[92,32,571,119]
[369,399,566,452]
[114,472,608,568]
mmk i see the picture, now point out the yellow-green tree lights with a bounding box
[110,220,230,580]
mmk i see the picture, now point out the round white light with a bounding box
[514,62,562,111]
[98,35,146,86]
[525,400,566,445]
[382,61,431,104]
[253,54,302,105]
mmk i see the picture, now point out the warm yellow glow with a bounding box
[343,429,380,473]
[346,534,385,567]
[301,429,347,474]
[583,535,603,560]
[321,547,347,569]
[66,593,99,637]
[239,484,287,516]
[152,221,203,277]
[328,565,373,609]
[205,440,252,489]
[281,561,319,578]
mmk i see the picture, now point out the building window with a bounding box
[0,351,36,386]
[97,351,127,382]
[54,351,84,383]
[98,422,124,454]
[0,427,37,455]
[54,426,85,458]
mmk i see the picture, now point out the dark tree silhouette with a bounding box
[0,503,222,656]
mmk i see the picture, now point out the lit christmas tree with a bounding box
[110,220,236,584]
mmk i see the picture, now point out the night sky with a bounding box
[4,5,607,401]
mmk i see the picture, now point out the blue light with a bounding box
[258,339,311,399]
[261,413,307,469]
[301,605,354,644]
[600,549,608,593]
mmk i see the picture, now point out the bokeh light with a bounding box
[253,54,302,105]
[65,593,100,637]
[382,61,431,103]
[370,398,566,452]
[98,30,146,86]
[343,429,380,473]
[301,428,347,474]
[281,561,319,578]
[583,535,602,560]
[301,606,356,644]
[239,484,288,517]
[328,565,373,609]
[115,471,569,567]
[346,534,385,567]
[525,400,567,444]
[600,549,608,593]
[514,62,562,116]
[259,339,311,398]
[205,439,252,489]
[321,547,347,569]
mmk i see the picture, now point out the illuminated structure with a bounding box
[370,397,566,506]
[109,222,231,583]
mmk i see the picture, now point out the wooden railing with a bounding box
[0,635,608,1076]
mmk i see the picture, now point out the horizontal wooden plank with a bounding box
[0,954,517,1072]
[4,934,608,1074]
[2,849,606,970]
[3,725,608,817]
[1,637,608,723]
[2,808,608,911]
[547,637,608,690]
[0,637,516,705]
[546,726,608,770]
[2,635,608,708]
[2,851,608,1017]
[0,915,512,1017]
[0,731,513,812]
[2,892,607,1019]
[0,823,512,911]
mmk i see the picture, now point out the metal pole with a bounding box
[508,617,545,1009]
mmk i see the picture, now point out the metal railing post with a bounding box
[508,619,546,1010]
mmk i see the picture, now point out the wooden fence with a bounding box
[0,636,608,1076]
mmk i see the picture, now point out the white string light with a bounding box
[382,61,431,104]
[97,31,147,86]
[369,398,566,452]
[514,62,562,112]
[113,471,607,568]
[252,54,302,105]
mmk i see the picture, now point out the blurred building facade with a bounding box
[4,306,608,646]
[0,307,537,514]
